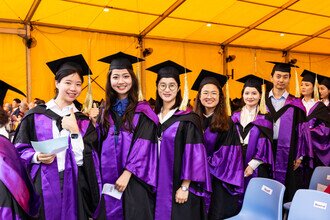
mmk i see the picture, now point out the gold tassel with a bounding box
[179,69,188,111]
[82,73,93,114]
[294,68,300,98]
[82,38,93,114]
[259,83,268,114]
[136,60,144,101]
[314,76,319,101]
[225,81,232,116]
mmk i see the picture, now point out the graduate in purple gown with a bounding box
[0,107,40,219]
[13,55,101,220]
[191,70,244,220]
[147,61,212,220]
[318,75,330,108]
[233,75,274,189]
[96,52,158,220]
[265,61,310,202]
[300,70,330,168]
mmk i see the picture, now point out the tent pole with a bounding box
[138,36,146,99]
[25,24,32,102]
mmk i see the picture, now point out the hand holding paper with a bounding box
[102,183,123,200]
[31,136,68,154]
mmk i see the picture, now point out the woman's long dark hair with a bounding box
[100,68,139,134]
[194,81,229,132]
[154,76,182,114]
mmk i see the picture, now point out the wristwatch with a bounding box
[70,133,79,139]
[181,186,189,192]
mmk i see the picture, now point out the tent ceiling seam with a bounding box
[284,25,330,51]
[221,0,300,45]
[139,0,186,36]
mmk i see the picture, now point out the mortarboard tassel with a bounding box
[136,59,144,101]
[179,69,189,111]
[314,76,319,101]
[259,83,268,114]
[82,39,93,114]
[294,68,300,98]
[225,80,232,116]
[82,72,93,114]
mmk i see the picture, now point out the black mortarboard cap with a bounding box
[236,74,273,92]
[98,52,144,70]
[0,80,26,106]
[318,75,330,89]
[301,70,317,84]
[267,61,298,73]
[191,69,227,91]
[46,54,92,76]
[146,60,191,78]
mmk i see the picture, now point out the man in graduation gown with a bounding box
[265,61,310,202]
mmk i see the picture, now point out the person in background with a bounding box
[14,54,101,220]
[11,98,21,117]
[0,107,41,219]
[318,75,330,108]
[300,70,329,169]
[265,61,310,202]
[233,75,274,188]
[147,61,211,220]
[192,70,244,219]
[3,103,12,115]
[96,52,158,220]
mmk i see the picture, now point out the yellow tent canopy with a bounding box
[1,0,329,104]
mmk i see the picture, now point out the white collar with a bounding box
[46,99,78,116]
[158,107,178,124]
[203,112,214,118]
[269,90,289,99]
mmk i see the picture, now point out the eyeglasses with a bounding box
[158,83,178,91]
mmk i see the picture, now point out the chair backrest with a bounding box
[240,177,285,220]
[288,189,330,220]
[309,166,330,190]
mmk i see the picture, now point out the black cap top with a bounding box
[267,61,298,73]
[0,80,26,106]
[98,52,144,70]
[146,60,191,77]
[318,74,330,89]
[236,74,272,92]
[46,54,92,76]
[191,69,227,91]
[301,70,317,84]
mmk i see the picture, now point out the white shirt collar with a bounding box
[268,90,289,99]
[0,126,9,139]
[46,99,79,117]
[158,107,178,124]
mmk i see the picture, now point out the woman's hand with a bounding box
[244,165,254,177]
[62,109,79,133]
[175,180,190,204]
[88,103,99,126]
[293,159,302,171]
[175,187,189,204]
[37,153,56,164]
[115,170,132,192]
